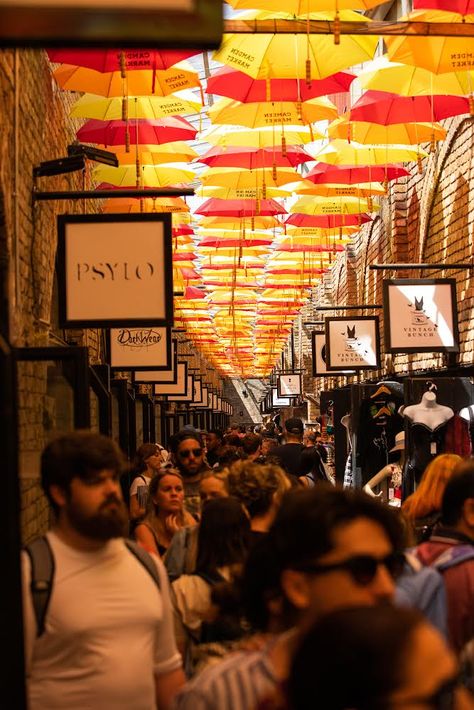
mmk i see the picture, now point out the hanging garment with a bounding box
[444,414,472,458]
[356,392,404,486]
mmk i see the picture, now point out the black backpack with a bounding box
[25,536,161,637]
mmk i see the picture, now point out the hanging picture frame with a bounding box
[57,213,173,328]
[154,362,187,396]
[311,331,355,377]
[325,317,381,371]
[108,326,171,370]
[277,373,302,398]
[271,387,291,408]
[133,338,177,383]
[167,374,194,402]
[383,279,460,354]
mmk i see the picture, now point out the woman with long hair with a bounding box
[402,453,462,543]
[134,470,195,557]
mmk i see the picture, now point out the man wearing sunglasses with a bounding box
[174,485,405,710]
[170,431,210,518]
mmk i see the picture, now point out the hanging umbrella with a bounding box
[195,198,287,217]
[290,195,378,215]
[213,26,378,81]
[349,90,471,124]
[305,162,410,184]
[198,145,314,169]
[386,10,474,74]
[103,196,189,213]
[93,164,195,187]
[328,116,447,145]
[413,1,474,16]
[200,166,302,189]
[71,91,202,120]
[53,63,201,97]
[226,0,386,10]
[76,117,197,145]
[313,140,428,165]
[197,216,280,230]
[285,213,371,227]
[285,225,358,236]
[47,48,198,72]
[293,181,386,197]
[208,96,337,128]
[206,66,355,102]
[197,185,291,199]
[201,124,315,146]
[358,56,474,97]
[99,142,199,165]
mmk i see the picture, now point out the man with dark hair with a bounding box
[174,486,405,710]
[240,433,262,462]
[23,431,184,710]
[271,417,306,477]
[204,429,224,468]
[170,430,210,517]
[416,462,474,654]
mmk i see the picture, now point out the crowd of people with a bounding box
[21,417,474,709]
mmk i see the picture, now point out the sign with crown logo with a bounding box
[325,316,381,370]
[383,279,459,354]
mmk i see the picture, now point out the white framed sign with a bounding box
[311,331,355,376]
[277,373,302,398]
[154,362,187,396]
[189,379,206,407]
[58,213,173,328]
[325,317,381,371]
[134,338,177,383]
[383,279,459,354]
[272,388,291,408]
[167,374,194,402]
[109,327,171,370]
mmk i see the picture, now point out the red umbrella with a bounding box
[199,237,273,247]
[184,286,206,299]
[413,0,474,13]
[285,213,371,228]
[77,117,197,146]
[195,198,287,217]
[305,163,410,185]
[350,90,470,125]
[47,48,198,72]
[198,145,313,170]
[206,66,355,102]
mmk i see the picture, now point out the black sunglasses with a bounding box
[178,448,202,459]
[296,552,405,586]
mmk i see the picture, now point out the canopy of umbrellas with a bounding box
[47,0,474,379]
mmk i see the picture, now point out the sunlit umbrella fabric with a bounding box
[349,90,470,124]
[76,117,197,145]
[199,145,313,169]
[47,48,198,72]
[208,96,338,128]
[328,116,447,145]
[71,92,201,120]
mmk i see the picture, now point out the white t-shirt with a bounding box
[22,532,181,710]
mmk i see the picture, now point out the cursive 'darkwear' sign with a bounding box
[109,327,171,370]
[58,213,173,328]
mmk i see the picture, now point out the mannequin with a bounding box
[363,431,405,507]
[403,391,454,430]
[403,390,454,495]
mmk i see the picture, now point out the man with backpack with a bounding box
[415,462,474,655]
[22,431,184,710]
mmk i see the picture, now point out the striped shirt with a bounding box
[173,646,278,710]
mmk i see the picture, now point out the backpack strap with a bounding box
[24,536,55,638]
[124,539,161,591]
[432,544,474,572]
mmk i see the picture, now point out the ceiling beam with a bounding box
[224,19,474,37]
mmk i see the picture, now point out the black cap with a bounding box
[285,417,304,435]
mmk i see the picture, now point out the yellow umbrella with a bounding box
[200,124,316,146]
[93,163,195,186]
[103,197,189,213]
[200,166,302,188]
[358,55,474,97]
[314,139,428,165]
[386,10,474,74]
[197,216,280,230]
[53,63,201,97]
[70,91,202,120]
[197,185,291,199]
[291,180,386,197]
[97,142,199,165]
[227,1,385,11]
[291,195,378,214]
[208,96,338,128]
[328,116,447,146]
[213,22,378,81]
[285,225,357,237]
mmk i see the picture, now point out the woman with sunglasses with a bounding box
[134,470,195,558]
[288,605,474,710]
